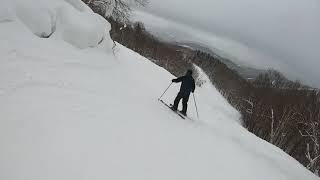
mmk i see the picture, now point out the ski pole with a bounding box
[193,93,199,119]
[158,82,173,100]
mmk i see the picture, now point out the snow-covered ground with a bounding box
[0,0,319,179]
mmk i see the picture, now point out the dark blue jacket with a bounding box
[172,72,195,96]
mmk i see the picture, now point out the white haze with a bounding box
[133,0,320,88]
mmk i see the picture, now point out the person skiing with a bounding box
[171,69,195,116]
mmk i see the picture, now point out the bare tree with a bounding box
[84,0,148,22]
[299,108,320,175]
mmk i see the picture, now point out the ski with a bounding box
[169,104,195,121]
[158,99,185,119]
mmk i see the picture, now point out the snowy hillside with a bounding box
[0,0,319,180]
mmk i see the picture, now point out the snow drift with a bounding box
[1,0,113,49]
[0,0,319,180]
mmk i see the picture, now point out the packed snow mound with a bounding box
[0,0,319,180]
[1,0,112,49]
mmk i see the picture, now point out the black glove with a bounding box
[171,79,175,82]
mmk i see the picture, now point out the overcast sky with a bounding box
[133,0,320,88]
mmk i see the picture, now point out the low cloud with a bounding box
[134,0,320,88]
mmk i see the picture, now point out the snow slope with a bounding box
[0,0,319,180]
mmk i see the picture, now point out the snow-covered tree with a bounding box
[84,0,148,22]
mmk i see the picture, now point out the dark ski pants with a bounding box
[172,92,190,114]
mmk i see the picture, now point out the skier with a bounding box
[171,69,195,116]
